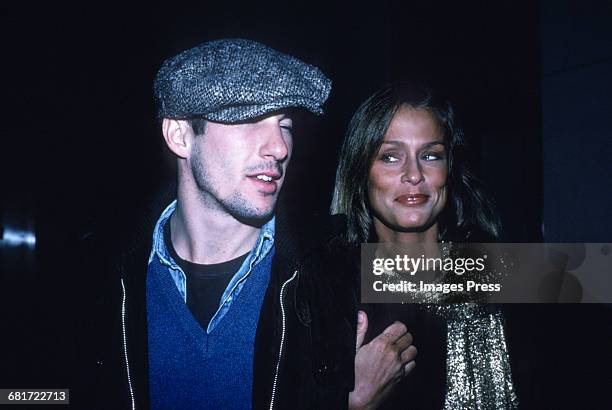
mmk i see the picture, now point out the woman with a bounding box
[332,82,518,409]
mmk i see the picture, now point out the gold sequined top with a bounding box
[379,242,519,409]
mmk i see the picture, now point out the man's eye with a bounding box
[280,120,293,131]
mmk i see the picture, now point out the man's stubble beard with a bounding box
[190,144,276,226]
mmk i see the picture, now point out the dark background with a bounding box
[1,1,611,408]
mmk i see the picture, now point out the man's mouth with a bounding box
[255,174,273,182]
[247,171,282,181]
[246,171,282,194]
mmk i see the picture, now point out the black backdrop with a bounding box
[3,1,543,242]
[2,1,610,409]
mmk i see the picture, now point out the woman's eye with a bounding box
[421,152,443,161]
[381,153,400,163]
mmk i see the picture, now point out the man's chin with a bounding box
[231,206,275,228]
[219,194,277,227]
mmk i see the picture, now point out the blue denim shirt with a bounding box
[148,200,275,333]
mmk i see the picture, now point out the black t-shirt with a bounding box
[164,222,249,330]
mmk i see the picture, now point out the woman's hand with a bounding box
[348,311,417,410]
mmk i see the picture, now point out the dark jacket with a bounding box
[72,200,358,410]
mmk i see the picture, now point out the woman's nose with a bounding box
[400,160,424,184]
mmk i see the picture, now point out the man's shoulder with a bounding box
[76,185,176,278]
[274,207,349,262]
[274,209,358,297]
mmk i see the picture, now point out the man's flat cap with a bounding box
[154,39,332,123]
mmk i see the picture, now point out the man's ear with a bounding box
[162,118,192,159]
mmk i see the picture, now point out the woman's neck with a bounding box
[374,220,441,259]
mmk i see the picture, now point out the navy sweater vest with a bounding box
[147,249,273,410]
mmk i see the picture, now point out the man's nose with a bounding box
[260,124,289,161]
[400,159,424,185]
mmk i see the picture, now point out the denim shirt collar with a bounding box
[148,200,275,333]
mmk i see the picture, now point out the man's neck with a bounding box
[169,190,262,265]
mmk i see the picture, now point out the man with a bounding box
[81,39,415,409]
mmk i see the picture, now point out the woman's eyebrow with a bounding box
[422,141,446,148]
[381,140,446,148]
[380,140,403,146]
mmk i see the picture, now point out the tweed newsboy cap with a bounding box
[153,39,332,123]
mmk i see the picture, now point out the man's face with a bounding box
[188,112,293,223]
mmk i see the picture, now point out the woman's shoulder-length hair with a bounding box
[330,81,501,244]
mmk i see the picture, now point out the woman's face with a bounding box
[368,105,448,235]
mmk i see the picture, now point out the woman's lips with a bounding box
[395,194,429,206]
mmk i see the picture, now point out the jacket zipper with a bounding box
[121,278,136,410]
[269,269,299,410]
